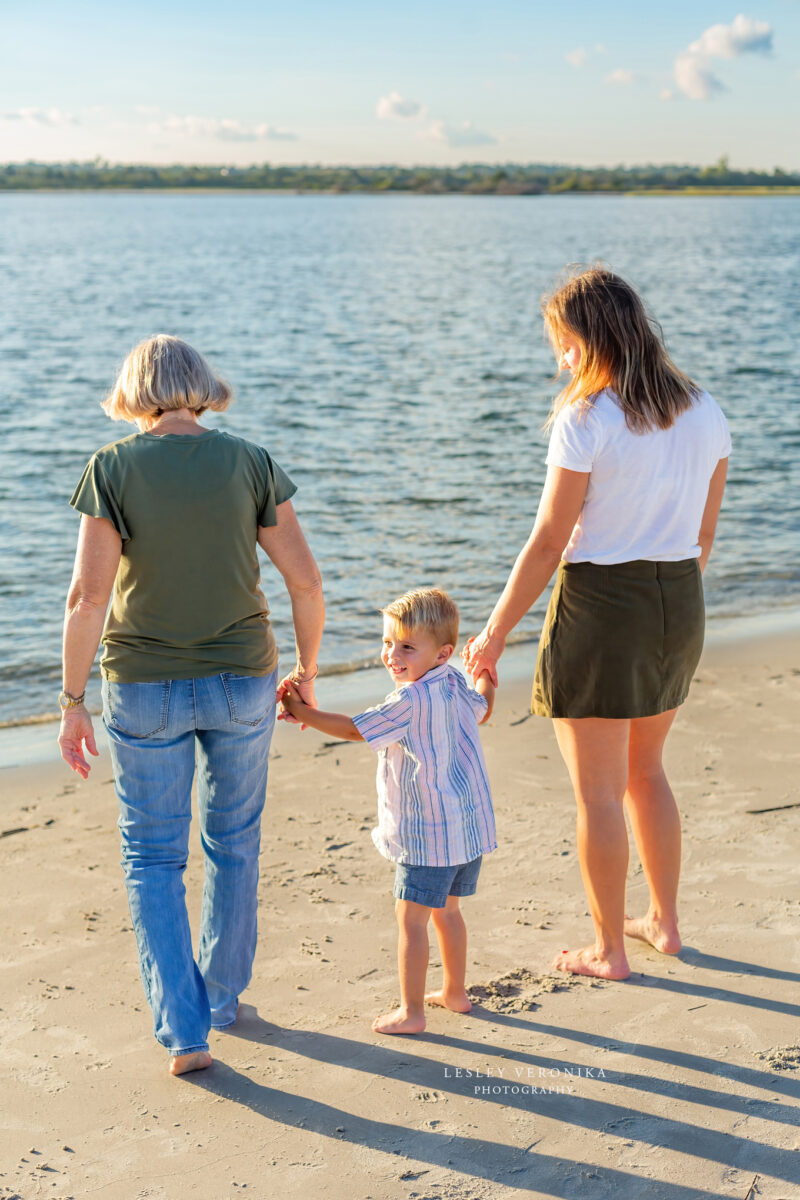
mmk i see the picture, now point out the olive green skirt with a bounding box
[532,559,705,720]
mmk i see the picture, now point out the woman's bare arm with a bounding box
[463,466,589,684]
[59,515,122,776]
[63,515,122,695]
[258,500,324,711]
[697,458,728,573]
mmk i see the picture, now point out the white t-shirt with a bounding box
[546,388,731,564]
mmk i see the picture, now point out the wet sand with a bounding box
[1,635,798,1199]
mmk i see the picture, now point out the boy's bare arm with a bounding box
[281,682,364,741]
[475,670,495,724]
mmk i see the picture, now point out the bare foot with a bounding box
[425,989,472,1013]
[169,1051,212,1076]
[372,1007,426,1035]
[553,945,630,980]
[624,914,682,955]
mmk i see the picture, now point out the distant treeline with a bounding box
[1,157,798,193]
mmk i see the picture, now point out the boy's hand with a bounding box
[278,680,308,726]
[475,668,496,724]
[277,674,316,730]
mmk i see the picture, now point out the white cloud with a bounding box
[1,107,77,126]
[150,114,296,142]
[660,88,675,102]
[376,91,424,120]
[673,14,773,100]
[425,119,497,147]
[566,43,607,69]
[376,94,494,148]
[565,47,588,68]
[688,13,772,59]
[673,52,724,101]
[605,69,636,86]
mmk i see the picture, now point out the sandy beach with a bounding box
[1,631,798,1200]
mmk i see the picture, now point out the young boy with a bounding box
[279,587,496,1035]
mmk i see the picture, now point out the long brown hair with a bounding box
[542,266,699,433]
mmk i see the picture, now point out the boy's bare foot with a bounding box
[552,945,630,980]
[425,989,472,1013]
[372,1007,426,1035]
[624,914,682,955]
[169,1051,213,1076]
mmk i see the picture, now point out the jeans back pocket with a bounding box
[220,673,274,726]
[103,680,172,738]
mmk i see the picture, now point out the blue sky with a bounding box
[2,1,798,167]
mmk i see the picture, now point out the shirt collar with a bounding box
[412,663,453,687]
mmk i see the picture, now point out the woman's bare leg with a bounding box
[552,717,631,980]
[623,708,683,954]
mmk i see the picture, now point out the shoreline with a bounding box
[4,605,800,771]
[2,187,800,197]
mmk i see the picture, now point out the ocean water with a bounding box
[1,193,798,728]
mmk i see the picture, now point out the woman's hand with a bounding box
[462,628,506,687]
[276,674,318,728]
[278,679,309,726]
[58,706,99,779]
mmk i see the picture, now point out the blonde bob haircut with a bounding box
[382,587,459,649]
[542,266,698,434]
[103,334,233,423]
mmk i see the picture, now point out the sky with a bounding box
[1,1,799,169]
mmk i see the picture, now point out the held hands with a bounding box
[461,627,505,688]
[58,706,99,779]
[276,675,315,729]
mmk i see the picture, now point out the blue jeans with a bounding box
[102,670,277,1057]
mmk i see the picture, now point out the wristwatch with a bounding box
[59,690,86,711]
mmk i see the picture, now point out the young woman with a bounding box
[58,335,324,1073]
[463,266,730,980]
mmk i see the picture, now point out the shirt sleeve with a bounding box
[545,403,602,472]
[352,691,413,752]
[257,450,298,527]
[464,685,489,720]
[70,454,130,540]
[718,408,732,459]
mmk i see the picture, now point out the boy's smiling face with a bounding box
[381,617,453,686]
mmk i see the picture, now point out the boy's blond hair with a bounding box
[382,588,459,648]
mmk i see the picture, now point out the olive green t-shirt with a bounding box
[70,430,297,683]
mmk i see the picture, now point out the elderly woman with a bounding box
[58,335,323,1075]
[464,268,730,981]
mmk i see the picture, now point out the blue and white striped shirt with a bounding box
[352,664,496,867]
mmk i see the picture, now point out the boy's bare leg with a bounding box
[426,895,472,1012]
[372,899,430,1034]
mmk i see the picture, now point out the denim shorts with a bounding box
[393,856,482,909]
